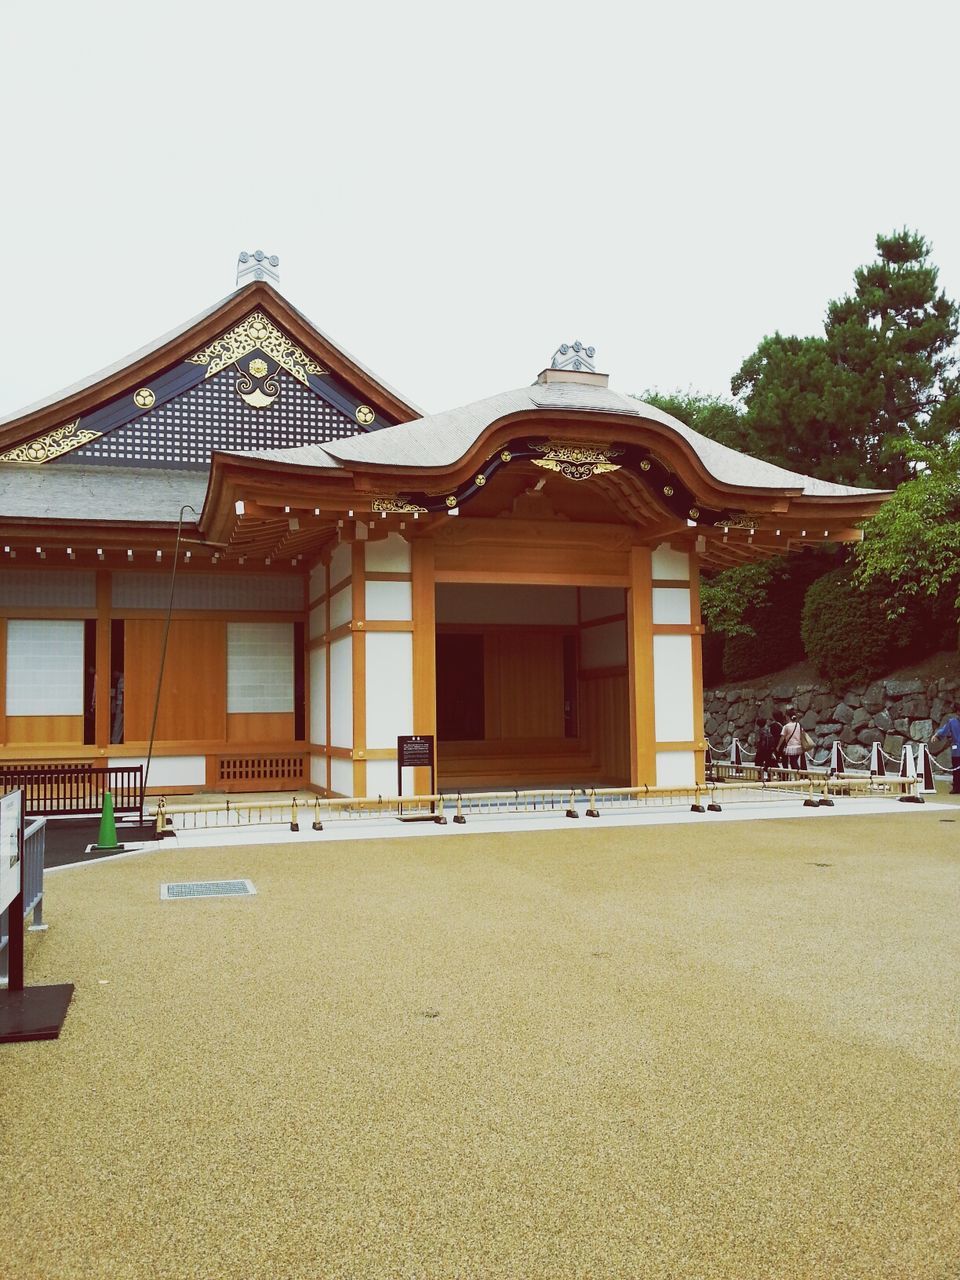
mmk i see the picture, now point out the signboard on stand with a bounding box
[396,735,439,822]
[0,788,74,1042]
[0,789,21,919]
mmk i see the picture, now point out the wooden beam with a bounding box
[351,542,366,797]
[626,545,656,787]
[411,538,437,794]
[689,555,706,786]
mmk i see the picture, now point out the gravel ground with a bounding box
[3,811,959,1280]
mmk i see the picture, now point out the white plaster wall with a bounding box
[652,588,691,625]
[113,755,206,787]
[112,572,302,610]
[7,619,84,715]
[329,637,353,748]
[656,750,696,787]
[309,755,327,788]
[310,646,327,745]
[653,634,695,741]
[364,758,400,798]
[330,757,354,796]
[365,534,411,572]
[0,570,95,608]
[329,584,352,630]
[365,632,414,749]
[308,602,326,640]
[227,623,294,713]
[366,580,413,621]
[436,584,577,625]
[329,541,352,587]
[309,562,326,601]
[580,621,627,669]
[651,546,690,580]
[579,587,625,621]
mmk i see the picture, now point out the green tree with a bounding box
[638,389,752,453]
[855,438,960,622]
[699,561,772,637]
[733,230,960,486]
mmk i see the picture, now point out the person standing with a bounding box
[754,717,775,780]
[931,714,960,794]
[779,709,804,770]
[768,711,785,768]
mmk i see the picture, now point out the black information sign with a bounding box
[397,735,436,817]
[397,735,435,771]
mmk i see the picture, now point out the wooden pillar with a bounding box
[0,618,6,746]
[95,570,112,750]
[351,541,367,798]
[689,553,706,784]
[627,545,656,786]
[411,538,437,794]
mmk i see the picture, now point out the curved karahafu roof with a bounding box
[201,359,890,569]
[229,381,883,500]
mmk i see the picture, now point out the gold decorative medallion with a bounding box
[474,474,486,486]
[371,497,428,515]
[0,420,102,464]
[355,404,375,426]
[133,387,156,409]
[248,358,268,378]
[663,485,674,497]
[529,440,622,481]
[187,311,326,386]
[689,507,700,519]
[445,495,458,507]
[235,364,280,409]
[500,450,512,462]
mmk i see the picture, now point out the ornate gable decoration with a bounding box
[0,420,101,465]
[187,312,327,408]
[530,440,622,481]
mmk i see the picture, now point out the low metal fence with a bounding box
[0,816,46,985]
[154,772,923,835]
[0,766,143,820]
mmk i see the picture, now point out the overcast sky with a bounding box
[2,0,958,422]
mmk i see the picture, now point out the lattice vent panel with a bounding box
[65,369,360,469]
[217,754,306,785]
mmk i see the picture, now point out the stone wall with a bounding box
[703,674,960,766]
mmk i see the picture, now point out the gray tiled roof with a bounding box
[231,383,884,498]
[0,465,209,523]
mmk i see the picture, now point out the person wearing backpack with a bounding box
[755,717,775,780]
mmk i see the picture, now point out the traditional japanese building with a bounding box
[0,254,888,797]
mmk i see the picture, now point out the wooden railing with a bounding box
[0,766,143,820]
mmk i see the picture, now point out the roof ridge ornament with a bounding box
[550,341,596,373]
[237,250,280,289]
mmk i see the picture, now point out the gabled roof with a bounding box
[0,281,420,457]
[228,381,884,499]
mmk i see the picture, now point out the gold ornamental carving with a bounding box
[371,497,427,515]
[530,440,622,481]
[0,420,102,464]
[133,387,156,409]
[187,311,327,386]
[715,514,760,533]
[355,404,375,426]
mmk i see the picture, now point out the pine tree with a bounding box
[732,231,960,487]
